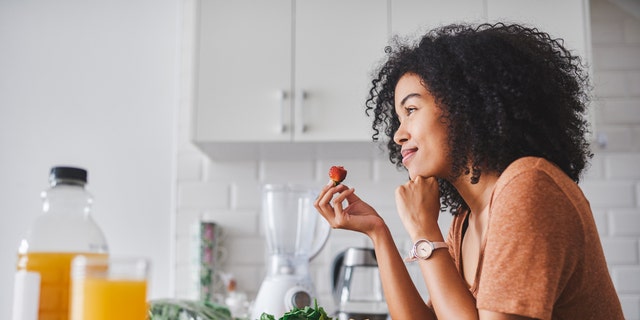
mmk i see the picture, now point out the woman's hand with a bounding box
[314,182,384,237]
[395,176,442,240]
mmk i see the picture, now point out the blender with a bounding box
[251,184,331,319]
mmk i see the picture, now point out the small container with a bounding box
[13,166,109,320]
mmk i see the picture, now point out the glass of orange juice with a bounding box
[70,255,149,320]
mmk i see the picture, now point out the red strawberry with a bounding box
[328,166,347,186]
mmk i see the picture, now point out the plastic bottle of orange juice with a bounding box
[13,166,109,320]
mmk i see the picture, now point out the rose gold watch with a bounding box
[404,239,448,262]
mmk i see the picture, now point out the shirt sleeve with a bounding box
[476,168,582,319]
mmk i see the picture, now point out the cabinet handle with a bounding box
[295,90,308,134]
[277,90,288,133]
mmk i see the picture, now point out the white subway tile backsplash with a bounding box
[374,159,410,183]
[606,154,640,178]
[224,236,267,265]
[592,126,635,151]
[611,209,640,237]
[591,20,625,44]
[591,0,628,20]
[178,181,229,209]
[175,209,204,236]
[581,180,636,208]
[175,236,197,265]
[613,267,640,293]
[220,265,262,294]
[598,99,640,125]
[592,180,636,208]
[602,238,639,264]
[174,264,198,299]
[630,72,640,97]
[593,46,640,70]
[205,160,259,181]
[619,295,640,320]
[322,231,371,262]
[231,181,262,210]
[594,70,630,97]
[584,155,604,180]
[624,18,640,43]
[634,128,640,151]
[201,210,259,236]
[260,160,315,183]
[593,210,609,236]
[637,181,640,207]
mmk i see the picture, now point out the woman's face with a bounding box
[393,73,451,180]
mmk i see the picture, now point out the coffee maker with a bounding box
[332,247,388,320]
[251,184,330,319]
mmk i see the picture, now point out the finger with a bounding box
[332,189,353,227]
[315,185,348,220]
[342,188,359,205]
[331,187,354,209]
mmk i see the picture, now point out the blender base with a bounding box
[250,275,315,320]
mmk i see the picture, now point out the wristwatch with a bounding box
[404,239,448,262]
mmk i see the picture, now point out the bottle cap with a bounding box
[50,166,88,185]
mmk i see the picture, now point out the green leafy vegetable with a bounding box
[260,300,333,320]
[147,299,233,320]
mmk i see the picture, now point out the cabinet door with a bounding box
[195,0,293,142]
[487,0,590,63]
[391,0,485,41]
[294,0,388,142]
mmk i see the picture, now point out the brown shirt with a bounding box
[446,157,624,319]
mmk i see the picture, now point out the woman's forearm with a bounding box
[369,223,436,320]
[416,249,479,319]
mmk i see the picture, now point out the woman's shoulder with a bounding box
[492,157,581,205]
[491,156,587,214]
[502,156,561,175]
[496,157,570,189]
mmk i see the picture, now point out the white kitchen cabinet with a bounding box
[294,0,387,142]
[195,0,293,143]
[193,0,590,160]
[390,0,589,62]
[194,0,387,148]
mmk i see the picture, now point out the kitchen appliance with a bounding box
[251,184,331,319]
[332,247,388,320]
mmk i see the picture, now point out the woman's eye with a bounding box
[405,107,417,115]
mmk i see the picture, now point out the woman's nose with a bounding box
[393,124,408,145]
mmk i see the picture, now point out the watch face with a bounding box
[415,240,433,259]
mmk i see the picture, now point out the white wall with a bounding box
[0,0,180,317]
[174,0,640,319]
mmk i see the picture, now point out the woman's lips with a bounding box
[401,148,417,165]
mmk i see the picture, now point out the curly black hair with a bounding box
[365,23,593,215]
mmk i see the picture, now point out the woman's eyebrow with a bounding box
[400,93,421,106]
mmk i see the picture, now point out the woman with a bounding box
[314,23,624,319]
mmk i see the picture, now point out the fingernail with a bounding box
[326,180,334,186]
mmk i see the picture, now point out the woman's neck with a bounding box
[452,172,499,216]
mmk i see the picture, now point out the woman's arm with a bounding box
[395,176,479,319]
[368,222,436,319]
[314,184,434,319]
